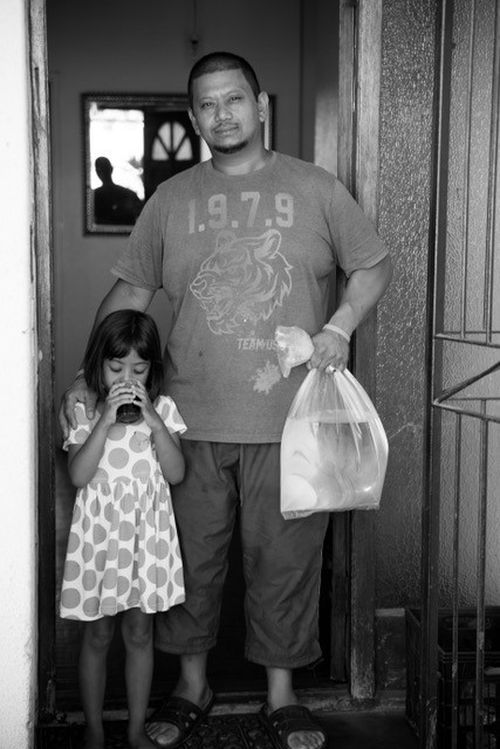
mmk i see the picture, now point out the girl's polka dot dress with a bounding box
[60,396,186,621]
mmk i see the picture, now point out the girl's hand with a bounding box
[101,381,139,426]
[132,381,163,431]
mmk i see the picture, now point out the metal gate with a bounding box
[421,0,500,746]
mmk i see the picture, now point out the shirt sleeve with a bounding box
[62,402,92,452]
[155,395,187,436]
[111,191,164,291]
[328,178,388,277]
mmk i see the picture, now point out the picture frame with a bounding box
[82,92,275,235]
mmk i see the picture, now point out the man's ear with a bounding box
[188,108,200,136]
[257,91,269,123]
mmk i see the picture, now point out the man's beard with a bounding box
[213,138,249,155]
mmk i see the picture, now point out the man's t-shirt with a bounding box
[112,152,388,443]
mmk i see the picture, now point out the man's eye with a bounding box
[201,102,214,109]
[110,367,121,373]
[134,368,147,375]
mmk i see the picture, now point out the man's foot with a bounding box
[146,689,214,748]
[261,703,327,749]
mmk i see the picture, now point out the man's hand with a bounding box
[309,328,350,372]
[58,373,97,439]
[309,254,392,374]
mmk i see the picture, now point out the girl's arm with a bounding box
[67,382,135,487]
[67,417,112,487]
[150,420,185,485]
[133,384,185,484]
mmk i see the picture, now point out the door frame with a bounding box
[30,0,58,721]
[337,0,383,700]
[33,0,385,718]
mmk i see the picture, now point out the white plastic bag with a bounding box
[278,330,388,519]
[275,325,315,377]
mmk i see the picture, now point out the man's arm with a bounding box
[59,280,155,436]
[310,254,393,371]
[91,279,155,335]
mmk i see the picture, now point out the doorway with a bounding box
[38,0,381,721]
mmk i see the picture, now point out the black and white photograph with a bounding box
[1,2,499,748]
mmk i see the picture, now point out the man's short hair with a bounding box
[188,51,261,108]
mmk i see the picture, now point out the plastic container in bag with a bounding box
[279,342,388,519]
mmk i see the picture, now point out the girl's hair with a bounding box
[83,309,164,401]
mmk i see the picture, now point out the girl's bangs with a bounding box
[104,338,132,360]
[104,335,154,362]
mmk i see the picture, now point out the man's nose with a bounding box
[215,102,231,121]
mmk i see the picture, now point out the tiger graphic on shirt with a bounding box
[190,228,293,336]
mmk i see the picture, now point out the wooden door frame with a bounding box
[30,0,58,720]
[338,0,383,700]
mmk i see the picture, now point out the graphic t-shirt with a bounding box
[112,152,388,443]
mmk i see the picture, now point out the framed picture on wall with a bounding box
[82,93,275,235]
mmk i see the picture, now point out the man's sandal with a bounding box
[147,693,215,748]
[260,704,328,749]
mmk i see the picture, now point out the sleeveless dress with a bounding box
[60,396,186,621]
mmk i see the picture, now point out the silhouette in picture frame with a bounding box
[93,156,143,226]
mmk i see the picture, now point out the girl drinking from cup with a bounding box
[60,309,186,749]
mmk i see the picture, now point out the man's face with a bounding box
[189,68,267,155]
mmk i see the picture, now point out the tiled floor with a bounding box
[38,708,419,748]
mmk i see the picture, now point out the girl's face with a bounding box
[103,348,150,392]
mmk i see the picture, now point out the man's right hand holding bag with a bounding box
[275,325,388,519]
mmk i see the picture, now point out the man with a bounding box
[61,52,392,749]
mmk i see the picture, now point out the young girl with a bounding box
[60,309,186,749]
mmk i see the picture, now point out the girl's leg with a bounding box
[121,608,156,748]
[79,616,116,749]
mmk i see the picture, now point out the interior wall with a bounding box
[47,0,303,405]
[300,0,338,170]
